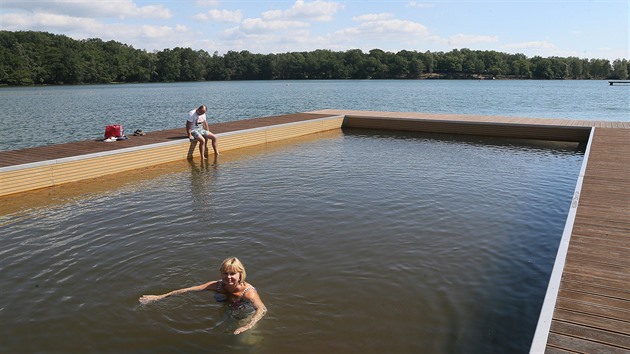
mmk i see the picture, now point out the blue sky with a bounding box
[2,0,628,61]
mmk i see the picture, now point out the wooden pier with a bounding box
[1,111,629,353]
[609,80,630,85]
[533,127,630,353]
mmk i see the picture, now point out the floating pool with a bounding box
[0,128,584,353]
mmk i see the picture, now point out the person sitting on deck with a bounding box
[186,105,219,158]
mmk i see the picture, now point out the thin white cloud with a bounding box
[130,5,171,19]
[504,40,557,50]
[194,9,243,22]
[98,23,193,50]
[2,0,171,19]
[217,1,337,43]
[352,13,395,22]
[262,0,344,21]
[136,24,189,39]
[218,28,329,54]
[340,13,429,37]
[407,2,435,9]
[448,34,499,47]
[210,1,341,51]
[195,0,220,6]
[240,18,310,33]
[1,12,102,31]
[501,40,583,58]
[1,10,192,51]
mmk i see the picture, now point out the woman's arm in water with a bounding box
[139,280,217,304]
[234,288,267,334]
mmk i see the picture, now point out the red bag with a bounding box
[104,124,124,139]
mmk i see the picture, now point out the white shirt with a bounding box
[187,109,207,130]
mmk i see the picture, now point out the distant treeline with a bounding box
[1,30,629,86]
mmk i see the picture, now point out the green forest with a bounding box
[1,30,629,86]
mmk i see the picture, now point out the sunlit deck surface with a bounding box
[0,112,333,167]
[1,110,629,353]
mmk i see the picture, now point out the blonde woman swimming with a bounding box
[140,257,266,335]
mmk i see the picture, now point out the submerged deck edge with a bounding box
[343,115,592,142]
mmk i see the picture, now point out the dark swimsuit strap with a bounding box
[216,281,254,299]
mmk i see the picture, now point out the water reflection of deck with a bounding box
[1,110,629,353]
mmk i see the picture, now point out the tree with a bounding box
[481,50,508,77]
[532,57,554,79]
[566,57,584,79]
[421,51,435,74]
[344,49,368,79]
[387,54,409,79]
[589,59,611,79]
[397,50,424,78]
[177,48,206,81]
[611,59,629,80]
[0,36,34,85]
[204,51,229,80]
[548,57,569,79]
[511,59,532,79]
[436,50,463,74]
[155,48,181,82]
[461,49,484,75]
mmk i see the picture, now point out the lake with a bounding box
[1,79,628,151]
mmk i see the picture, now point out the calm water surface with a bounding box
[1,79,628,151]
[0,129,583,353]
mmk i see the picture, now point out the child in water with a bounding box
[139,257,266,334]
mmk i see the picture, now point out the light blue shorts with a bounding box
[191,129,210,140]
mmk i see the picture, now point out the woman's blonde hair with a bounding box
[220,257,246,284]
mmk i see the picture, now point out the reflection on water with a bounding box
[0,129,583,353]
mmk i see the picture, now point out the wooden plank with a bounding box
[564,247,630,268]
[544,346,577,354]
[561,262,630,285]
[560,281,630,301]
[550,320,630,350]
[571,226,630,242]
[546,331,630,353]
[557,289,630,312]
[559,272,630,295]
[217,130,267,150]
[555,296,630,324]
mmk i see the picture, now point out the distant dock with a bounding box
[608,80,630,85]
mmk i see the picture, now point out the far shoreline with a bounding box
[0,75,616,88]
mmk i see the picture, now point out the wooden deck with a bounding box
[1,110,629,353]
[533,127,630,353]
[0,112,334,168]
[0,113,345,196]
